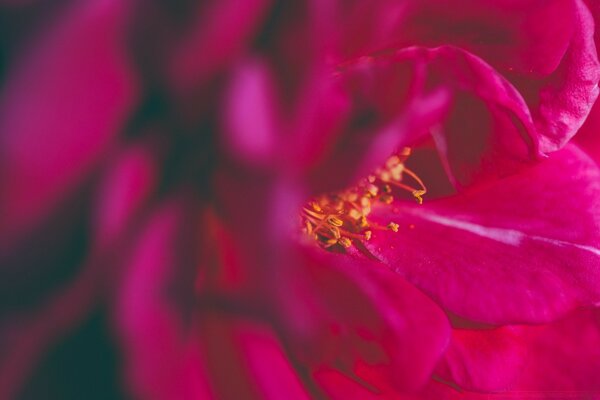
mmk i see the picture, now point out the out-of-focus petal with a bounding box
[436,308,600,394]
[167,0,272,93]
[199,315,312,400]
[367,145,600,324]
[221,59,278,166]
[116,201,315,399]
[116,201,212,399]
[92,141,161,249]
[0,0,138,251]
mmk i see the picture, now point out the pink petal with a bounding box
[199,315,312,400]
[314,367,416,400]
[309,44,542,193]
[278,247,450,394]
[221,59,278,166]
[92,141,160,249]
[532,0,600,152]
[576,98,600,163]
[306,51,450,193]
[436,308,600,393]
[397,46,538,188]
[366,144,600,324]
[116,201,315,399]
[167,0,272,93]
[116,201,213,399]
[417,381,493,400]
[0,0,138,251]
[403,0,600,153]
[329,0,410,61]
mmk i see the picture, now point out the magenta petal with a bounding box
[314,367,416,400]
[167,0,271,92]
[92,142,159,249]
[401,46,539,188]
[116,202,314,399]
[532,0,600,152]
[221,59,279,166]
[307,52,450,193]
[316,45,540,192]
[280,248,450,394]
[199,316,312,400]
[436,308,600,393]
[116,201,213,399]
[0,0,137,250]
[367,145,600,324]
[403,0,600,154]
[576,97,600,163]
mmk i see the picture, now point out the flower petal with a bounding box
[576,98,600,163]
[92,141,160,249]
[278,247,450,394]
[436,308,600,393]
[367,144,600,324]
[403,0,600,153]
[199,315,312,400]
[166,0,272,93]
[0,0,137,251]
[116,201,212,399]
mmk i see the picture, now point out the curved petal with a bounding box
[115,201,213,399]
[278,247,450,394]
[307,44,543,193]
[532,0,600,152]
[436,308,600,394]
[0,0,138,251]
[198,315,312,400]
[576,98,600,163]
[403,0,600,153]
[366,145,600,324]
[115,202,317,399]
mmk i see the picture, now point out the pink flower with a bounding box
[0,0,599,399]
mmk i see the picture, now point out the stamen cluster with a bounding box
[302,148,426,250]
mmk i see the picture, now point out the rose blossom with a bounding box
[0,0,600,399]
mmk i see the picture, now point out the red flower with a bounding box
[1,0,599,399]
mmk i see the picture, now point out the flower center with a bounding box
[302,148,426,250]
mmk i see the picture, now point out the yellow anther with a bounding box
[380,194,393,204]
[324,238,338,247]
[338,237,352,248]
[348,209,362,220]
[301,148,425,250]
[386,155,401,168]
[358,216,368,228]
[412,190,426,205]
[330,227,341,239]
[305,221,313,234]
[327,216,344,227]
[311,202,322,212]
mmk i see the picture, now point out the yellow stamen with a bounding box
[387,222,399,232]
[301,148,426,250]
